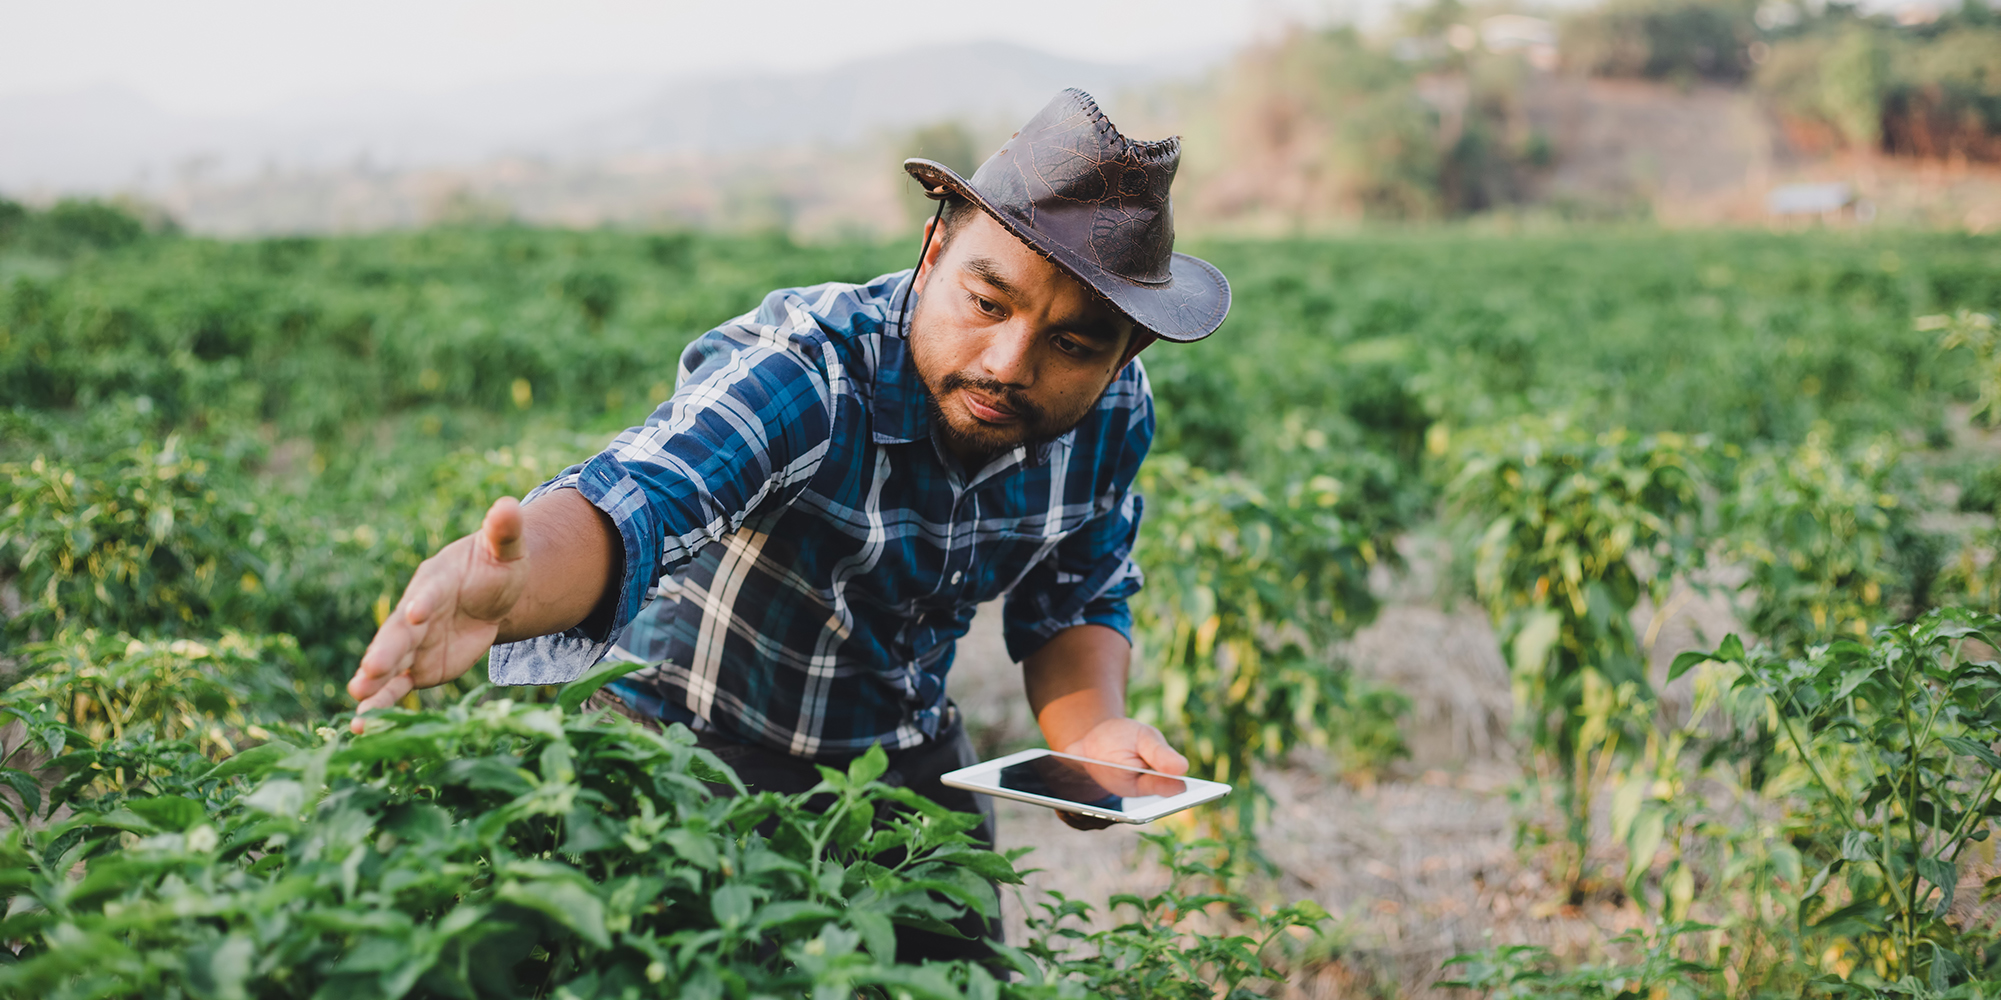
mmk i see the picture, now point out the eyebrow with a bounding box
[960,255,1124,346]
[961,256,1020,299]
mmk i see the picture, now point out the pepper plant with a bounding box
[1675,609,2001,990]
[1130,454,1405,830]
[1446,418,1706,879]
[1724,434,1930,656]
[0,688,1032,999]
[0,630,1336,997]
[1018,832,1337,998]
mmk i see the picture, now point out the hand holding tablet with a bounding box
[942,749,1232,824]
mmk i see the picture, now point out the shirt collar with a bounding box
[867,269,1064,468]
[870,271,933,446]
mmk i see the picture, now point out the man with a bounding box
[345,89,1230,960]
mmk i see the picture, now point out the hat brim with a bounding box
[904,158,1230,344]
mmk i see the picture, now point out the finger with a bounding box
[350,641,408,699]
[1057,810,1114,831]
[402,585,436,626]
[484,497,526,562]
[1135,726,1189,776]
[350,673,415,734]
[353,606,421,688]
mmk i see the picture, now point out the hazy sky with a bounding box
[3,0,1349,116]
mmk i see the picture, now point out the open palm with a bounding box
[347,498,529,732]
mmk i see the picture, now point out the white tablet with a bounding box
[941,748,1231,824]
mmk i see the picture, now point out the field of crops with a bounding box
[5,205,2001,997]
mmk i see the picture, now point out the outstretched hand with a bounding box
[347,497,529,733]
[1053,717,1190,831]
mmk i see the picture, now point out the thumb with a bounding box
[1136,726,1189,776]
[484,497,526,562]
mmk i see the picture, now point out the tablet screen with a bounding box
[996,755,1187,812]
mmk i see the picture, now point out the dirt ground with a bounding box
[950,570,1743,997]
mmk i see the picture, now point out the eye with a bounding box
[1052,335,1092,358]
[969,294,1003,317]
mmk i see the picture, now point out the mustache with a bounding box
[940,371,1046,425]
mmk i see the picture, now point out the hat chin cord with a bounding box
[898,199,948,339]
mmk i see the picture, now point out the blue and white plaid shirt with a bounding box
[490,269,1151,759]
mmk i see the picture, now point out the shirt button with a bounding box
[950,571,962,585]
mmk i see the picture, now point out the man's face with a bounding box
[908,209,1137,464]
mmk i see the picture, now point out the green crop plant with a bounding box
[6,629,313,761]
[0,693,1023,999]
[1017,832,1338,998]
[1675,610,2001,990]
[1925,310,2000,428]
[1724,434,1934,656]
[1447,418,1706,881]
[0,635,1334,997]
[1442,922,1721,1000]
[0,437,276,647]
[1130,455,1406,831]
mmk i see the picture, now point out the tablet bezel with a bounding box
[940,748,1231,824]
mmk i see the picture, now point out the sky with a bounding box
[2,0,1350,116]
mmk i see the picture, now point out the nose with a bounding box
[977,320,1037,387]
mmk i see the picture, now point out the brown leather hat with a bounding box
[904,88,1229,343]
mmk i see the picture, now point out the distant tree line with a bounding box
[1172,11,1558,224]
[0,198,174,256]
[1563,0,2001,160]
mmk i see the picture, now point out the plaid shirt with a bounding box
[489,269,1151,759]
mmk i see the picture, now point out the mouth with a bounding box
[961,389,1020,424]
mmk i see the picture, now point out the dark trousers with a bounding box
[586,690,1001,964]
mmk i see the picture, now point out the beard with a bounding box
[922,369,1057,462]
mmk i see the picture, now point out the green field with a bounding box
[6,215,2001,996]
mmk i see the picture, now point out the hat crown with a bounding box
[967,89,1179,285]
[903,88,1229,342]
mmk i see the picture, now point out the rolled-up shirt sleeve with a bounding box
[489,293,837,685]
[999,385,1153,664]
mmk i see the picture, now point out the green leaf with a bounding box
[202,740,299,782]
[985,940,1044,984]
[0,769,42,819]
[557,657,648,714]
[849,908,897,961]
[1625,806,1665,887]
[1667,650,1711,683]
[241,779,306,818]
[1509,608,1563,678]
[1931,942,1969,992]
[1942,735,2001,770]
[948,849,1024,885]
[751,901,838,931]
[183,934,254,1000]
[1771,842,1803,888]
[711,884,756,928]
[497,880,610,950]
[1840,830,1876,862]
[560,805,616,855]
[1717,633,1746,664]
[831,804,873,852]
[128,795,207,832]
[1919,857,1958,917]
[848,743,889,786]
[661,828,719,870]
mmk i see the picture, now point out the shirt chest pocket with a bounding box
[965,512,1090,602]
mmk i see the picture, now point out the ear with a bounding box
[1116,329,1157,373]
[915,215,947,294]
